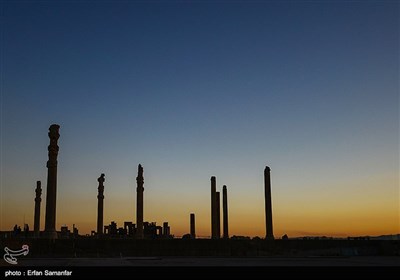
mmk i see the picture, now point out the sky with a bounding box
[0,0,398,238]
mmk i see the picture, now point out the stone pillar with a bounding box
[222,185,229,239]
[211,176,217,239]
[264,166,274,240]
[216,191,220,239]
[97,173,105,235]
[162,222,170,236]
[190,213,196,239]
[163,222,169,236]
[44,124,60,239]
[34,181,42,238]
[136,164,144,239]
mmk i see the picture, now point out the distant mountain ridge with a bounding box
[369,234,400,240]
[291,234,400,240]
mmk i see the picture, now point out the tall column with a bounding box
[211,176,217,239]
[97,173,105,235]
[34,181,42,238]
[44,124,60,239]
[222,185,229,239]
[216,191,220,239]
[264,166,274,240]
[136,164,144,239]
[190,213,196,239]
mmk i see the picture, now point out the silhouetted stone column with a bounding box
[211,176,217,239]
[223,185,229,239]
[97,173,105,235]
[44,124,60,239]
[190,213,196,239]
[136,164,144,239]
[163,222,168,236]
[34,181,42,238]
[216,191,220,239]
[163,222,169,236]
[264,166,274,240]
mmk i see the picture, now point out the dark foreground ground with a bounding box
[1,238,399,275]
[1,238,399,257]
[9,256,400,266]
[1,256,399,279]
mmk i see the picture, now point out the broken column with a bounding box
[97,173,105,235]
[264,166,274,240]
[216,191,220,238]
[44,124,60,239]
[34,181,42,238]
[211,176,217,239]
[136,164,144,239]
[223,185,229,239]
[163,222,170,237]
[190,213,196,239]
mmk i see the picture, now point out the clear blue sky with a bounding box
[1,0,398,237]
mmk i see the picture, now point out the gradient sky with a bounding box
[1,0,398,238]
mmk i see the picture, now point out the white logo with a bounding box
[3,245,29,265]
